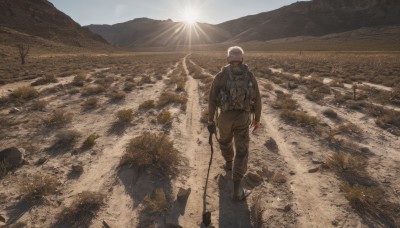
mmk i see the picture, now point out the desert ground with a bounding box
[0,51,399,228]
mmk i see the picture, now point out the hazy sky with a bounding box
[48,0,306,26]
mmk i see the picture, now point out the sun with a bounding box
[183,8,199,25]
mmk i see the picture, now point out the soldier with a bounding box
[208,46,261,201]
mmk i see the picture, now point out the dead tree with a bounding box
[17,44,30,65]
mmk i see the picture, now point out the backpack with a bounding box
[217,64,256,113]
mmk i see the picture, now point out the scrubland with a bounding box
[0,51,399,227]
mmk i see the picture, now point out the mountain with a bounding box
[87,18,230,49]
[0,0,110,50]
[87,0,400,50]
[218,0,400,42]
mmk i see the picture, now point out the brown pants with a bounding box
[217,110,250,182]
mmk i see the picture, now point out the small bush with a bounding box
[108,91,126,101]
[139,75,153,85]
[10,86,39,100]
[31,99,48,111]
[251,196,264,228]
[82,97,98,110]
[43,110,73,128]
[81,85,105,96]
[54,129,81,148]
[305,91,325,103]
[56,191,105,227]
[271,96,298,110]
[323,109,338,119]
[82,134,99,149]
[68,88,80,95]
[337,123,363,136]
[124,82,136,92]
[280,110,320,128]
[143,188,168,214]
[272,172,287,184]
[341,182,383,207]
[120,132,180,175]
[18,174,58,200]
[72,73,87,86]
[138,100,155,110]
[176,82,185,92]
[31,75,58,86]
[326,153,368,173]
[263,83,274,91]
[116,109,134,122]
[157,110,172,124]
[157,91,188,107]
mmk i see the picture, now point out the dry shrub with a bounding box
[375,110,400,136]
[143,188,168,214]
[31,75,58,86]
[280,110,320,128]
[138,100,155,110]
[326,153,368,173]
[341,182,383,207]
[18,174,58,200]
[305,91,325,103]
[43,110,73,128]
[54,129,81,148]
[72,73,87,86]
[94,76,114,88]
[264,83,274,91]
[81,85,105,96]
[323,109,338,119]
[31,99,48,111]
[271,94,297,110]
[139,75,153,85]
[176,81,186,92]
[56,191,105,228]
[82,134,99,149]
[157,110,172,124]
[68,88,80,95]
[124,82,136,92]
[272,172,287,184]
[81,97,98,109]
[10,86,39,100]
[108,90,126,101]
[120,132,180,175]
[116,109,134,122]
[157,91,187,107]
[251,196,264,228]
[337,123,363,137]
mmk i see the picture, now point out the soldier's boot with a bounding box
[232,180,246,201]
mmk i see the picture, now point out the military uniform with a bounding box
[208,63,262,184]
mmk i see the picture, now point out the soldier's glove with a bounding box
[207,121,216,134]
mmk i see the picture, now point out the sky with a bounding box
[48,0,306,26]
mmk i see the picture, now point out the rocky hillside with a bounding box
[0,0,109,49]
[219,0,400,42]
[88,0,400,49]
[87,18,230,49]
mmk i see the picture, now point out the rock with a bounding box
[289,171,296,176]
[264,137,279,153]
[284,204,291,212]
[308,167,319,173]
[0,147,25,168]
[36,157,47,166]
[177,187,191,201]
[9,107,21,114]
[72,164,83,173]
[331,219,339,226]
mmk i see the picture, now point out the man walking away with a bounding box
[208,46,262,201]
